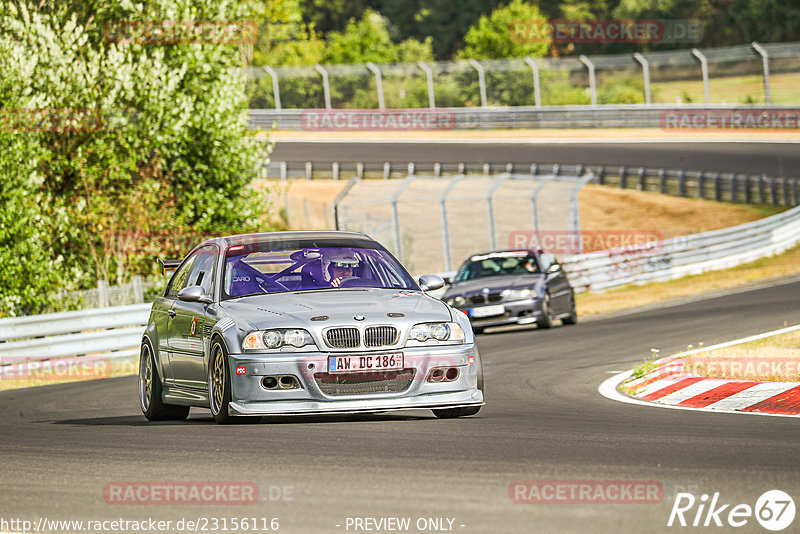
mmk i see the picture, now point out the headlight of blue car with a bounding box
[406,322,466,346]
[243,329,317,351]
[501,288,536,300]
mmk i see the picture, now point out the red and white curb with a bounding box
[599,325,800,418]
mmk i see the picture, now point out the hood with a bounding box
[443,274,543,298]
[219,288,452,330]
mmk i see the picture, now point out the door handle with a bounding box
[168,309,177,317]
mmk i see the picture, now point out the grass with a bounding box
[651,72,800,105]
[680,328,800,382]
[576,242,800,317]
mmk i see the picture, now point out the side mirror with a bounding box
[546,263,561,275]
[178,285,213,304]
[418,274,445,292]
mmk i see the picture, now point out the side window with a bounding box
[166,255,197,298]
[186,246,218,296]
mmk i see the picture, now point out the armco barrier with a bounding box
[0,304,149,379]
[560,204,800,292]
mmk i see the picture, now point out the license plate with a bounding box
[470,304,505,318]
[328,353,404,373]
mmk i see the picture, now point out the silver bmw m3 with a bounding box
[138,231,484,424]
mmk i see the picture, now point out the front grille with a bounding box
[364,326,398,347]
[469,295,486,305]
[488,293,503,303]
[326,327,360,349]
[314,369,416,396]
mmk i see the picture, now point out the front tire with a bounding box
[208,339,260,424]
[139,341,190,421]
[562,295,578,325]
[538,293,554,329]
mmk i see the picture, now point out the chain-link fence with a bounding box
[247,41,800,109]
[334,173,591,275]
[50,276,166,311]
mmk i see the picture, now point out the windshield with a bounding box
[222,241,417,299]
[455,252,540,282]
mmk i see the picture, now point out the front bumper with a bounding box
[457,298,543,329]
[226,344,483,416]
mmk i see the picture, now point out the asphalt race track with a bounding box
[271,141,800,177]
[2,279,799,533]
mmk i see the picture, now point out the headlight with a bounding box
[445,296,467,307]
[407,322,466,344]
[501,288,535,300]
[243,329,316,350]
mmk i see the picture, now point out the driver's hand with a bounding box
[331,277,343,287]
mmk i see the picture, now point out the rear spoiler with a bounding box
[157,258,183,275]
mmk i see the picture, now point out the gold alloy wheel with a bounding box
[211,345,225,413]
[139,345,152,411]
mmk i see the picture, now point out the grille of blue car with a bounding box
[325,327,360,348]
[364,326,398,348]
[314,369,416,395]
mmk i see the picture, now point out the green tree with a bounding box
[459,0,551,59]
[0,0,270,314]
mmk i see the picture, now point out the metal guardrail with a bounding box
[0,304,149,378]
[560,203,800,293]
[267,160,799,207]
[249,104,800,130]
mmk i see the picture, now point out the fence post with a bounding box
[98,279,109,308]
[697,170,705,199]
[487,173,510,250]
[483,163,491,176]
[330,178,359,230]
[638,167,645,190]
[356,162,364,179]
[597,166,605,185]
[365,62,385,110]
[332,162,339,181]
[632,53,652,105]
[758,174,766,204]
[730,174,737,202]
[570,173,595,252]
[133,276,144,304]
[263,66,281,110]
[782,178,790,206]
[579,55,597,106]
[314,64,332,109]
[440,174,465,271]
[434,162,441,177]
[391,176,416,261]
[417,61,436,109]
[469,59,488,107]
[794,179,799,206]
[770,178,778,205]
[553,164,560,176]
[530,175,556,249]
[659,168,667,194]
[383,162,391,179]
[744,175,752,204]
[531,163,538,176]
[714,172,721,201]
[305,161,313,180]
[523,56,542,108]
[678,169,686,197]
[751,42,771,105]
[619,166,627,189]
[691,49,710,104]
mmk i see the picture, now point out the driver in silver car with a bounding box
[322,250,360,287]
